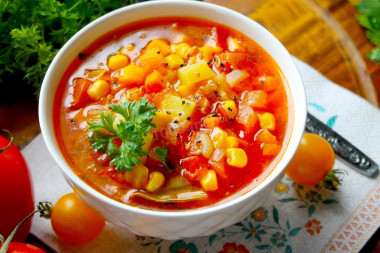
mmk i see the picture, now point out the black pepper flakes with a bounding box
[182,100,186,105]
[71,119,76,124]
[78,52,87,60]
[228,107,233,111]
[196,139,201,143]
[166,111,171,114]
[174,120,179,124]
[187,116,191,120]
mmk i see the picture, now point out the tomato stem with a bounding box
[0,129,13,154]
[0,202,53,253]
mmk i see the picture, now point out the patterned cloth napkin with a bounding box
[24,58,380,253]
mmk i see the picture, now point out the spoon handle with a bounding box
[305,112,378,177]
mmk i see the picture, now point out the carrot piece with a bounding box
[70,78,92,108]
[262,76,281,91]
[202,117,221,129]
[145,70,166,93]
[262,143,281,156]
[255,129,278,144]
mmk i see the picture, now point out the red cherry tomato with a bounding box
[51,193,105,244]
[0,133,34,241]
[286,133,335,186]
[0,242,45,253]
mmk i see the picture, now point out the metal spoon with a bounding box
[305,112,378,177]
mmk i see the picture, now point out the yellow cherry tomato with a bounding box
[51,193,105,244]
[286,133,335,186]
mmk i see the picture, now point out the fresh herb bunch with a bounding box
[87,98,157,173]
[356,0,380,64]
[0,0,136,101]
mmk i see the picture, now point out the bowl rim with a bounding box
[39,0,306,217]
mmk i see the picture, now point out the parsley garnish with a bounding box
[87,98,157,172]
[356,0,380,64]
[0,0,138,101]
[154,146,170,171]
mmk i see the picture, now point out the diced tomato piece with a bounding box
[70,78,92,108]
[145,70,166,93]
[181,156,207,180]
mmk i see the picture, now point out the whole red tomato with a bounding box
[0,133,34,241]
[0,242,45,253]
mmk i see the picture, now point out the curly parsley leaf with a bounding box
[0,0,138,101]
[356,0,380,64]
[87,98,157,172]
[154,146,171,171]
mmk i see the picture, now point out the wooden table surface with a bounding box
[0,0,379,252]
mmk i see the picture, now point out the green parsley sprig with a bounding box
[356,0,380,64]
[0,0,137,101]
[87,98,157,173]
[154,146,176,172]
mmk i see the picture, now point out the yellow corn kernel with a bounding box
[108,54,130,70]
[200,170,218,191]
[166,54,185,69]
[223,100,238,118]
[164,70,178,84]
[258,112,275,131]
[146,39,170,56]
[221,136,239,149]
[119,64,144,87]
[199,46,223,62]
[139,47,162,62]
[139,133,153,164]
[171,43,191,59]
[210,127,228,149]
[87,79,110,100]
[152,111,172,131]
[226,148,248,168]
[146,171,165,192]
[124,164,149,189]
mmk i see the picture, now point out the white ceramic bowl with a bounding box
[39,0,306,240]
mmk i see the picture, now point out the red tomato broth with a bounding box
[53,17,291,210]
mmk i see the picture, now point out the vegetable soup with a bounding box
[53,17,291,210]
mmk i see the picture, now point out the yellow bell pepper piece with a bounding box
[178,62,216,86]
